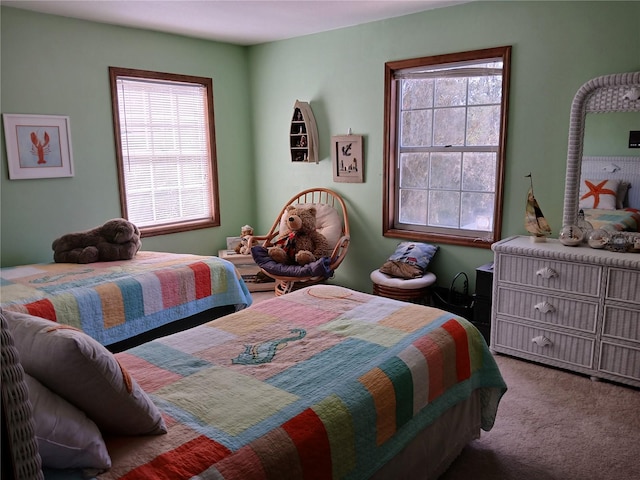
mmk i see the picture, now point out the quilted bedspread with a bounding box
[584,208,640,232]
[100,285,506,480]
[0,251,251,346]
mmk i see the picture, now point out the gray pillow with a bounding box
[25,373,111,470]
[3,310,166,436]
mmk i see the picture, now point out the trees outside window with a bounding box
[383,46,511,248]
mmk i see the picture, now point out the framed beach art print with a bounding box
[2,114,74,179]
[332,134,364,183]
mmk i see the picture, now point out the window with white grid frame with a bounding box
[109,67,219,236]
[384,47,511,248]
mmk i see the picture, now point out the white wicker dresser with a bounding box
[491,236,640,388]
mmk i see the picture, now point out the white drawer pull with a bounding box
[536,267,558,279]
[534,301,556,314]
[532,335,552,347]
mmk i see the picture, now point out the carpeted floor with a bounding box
[441,354,640,480]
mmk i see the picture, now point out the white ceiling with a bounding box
[2,0,469,45]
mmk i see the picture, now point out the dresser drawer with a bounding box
[606,268,640,304]
[602,305,640,344]
[493,318,594,368]
[497,255,601,296]
[598,341,640,383]
[495,287,598,333]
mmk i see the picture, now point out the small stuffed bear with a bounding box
[268,206,331,266]
[52,218,142,264]
[234,224,255,255]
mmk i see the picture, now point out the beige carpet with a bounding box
[441,354,640,480]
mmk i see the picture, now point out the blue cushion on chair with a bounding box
[251,246,333,278]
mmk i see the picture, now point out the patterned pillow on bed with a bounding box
[579,178,620,210]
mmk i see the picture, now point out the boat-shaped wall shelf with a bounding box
[290,100,319,163]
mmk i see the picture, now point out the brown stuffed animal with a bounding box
[52,218,142,264]
[268,206,330,266]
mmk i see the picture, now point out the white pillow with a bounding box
[4,310,166,436]
[579,178,620,210]
[279,203,342,249]
[25,373,111,470]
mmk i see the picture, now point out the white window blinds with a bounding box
[115,76,213,228]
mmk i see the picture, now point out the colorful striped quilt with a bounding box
[584,208,640,232]
[99,285,506,480]
[0,251,251,346]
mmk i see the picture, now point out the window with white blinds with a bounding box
[109,67,219,236]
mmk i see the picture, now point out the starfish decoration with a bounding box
[580,180,616,209]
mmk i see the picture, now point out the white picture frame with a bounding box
[2,114,74,179]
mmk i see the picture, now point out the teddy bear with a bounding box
[268,206,331,266]
[234,224,255,255]
[52,218,142,264]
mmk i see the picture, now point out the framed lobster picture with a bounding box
[2,114,74,179]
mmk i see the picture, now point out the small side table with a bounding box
[218,250,274,292]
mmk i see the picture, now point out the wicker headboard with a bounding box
[581,156,640,209]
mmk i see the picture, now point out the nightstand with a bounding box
[218,250,274,292]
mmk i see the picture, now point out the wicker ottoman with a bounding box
[370,269,437,304]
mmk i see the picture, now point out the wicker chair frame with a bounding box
[253,188,350,296]
[1,313,44,480]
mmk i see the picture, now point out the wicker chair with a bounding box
[252,188,350,296]
[1,312,44,480]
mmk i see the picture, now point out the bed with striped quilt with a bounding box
[0,251,251,347]
[98,285,506,480]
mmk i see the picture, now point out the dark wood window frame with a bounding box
[383,46,511,248]
[109,67,220,237]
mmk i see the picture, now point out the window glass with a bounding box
[383,47,511,247]
[433,108,465,146]
[399,153,430,189]
[401,110,432,147]
[109,67,220,236]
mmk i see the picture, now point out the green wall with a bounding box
[583,112,640,156]
[248,1,640,292]
[2,2,639,294]
[1,7,254,266]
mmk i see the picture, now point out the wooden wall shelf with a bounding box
[290,100,319,163]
